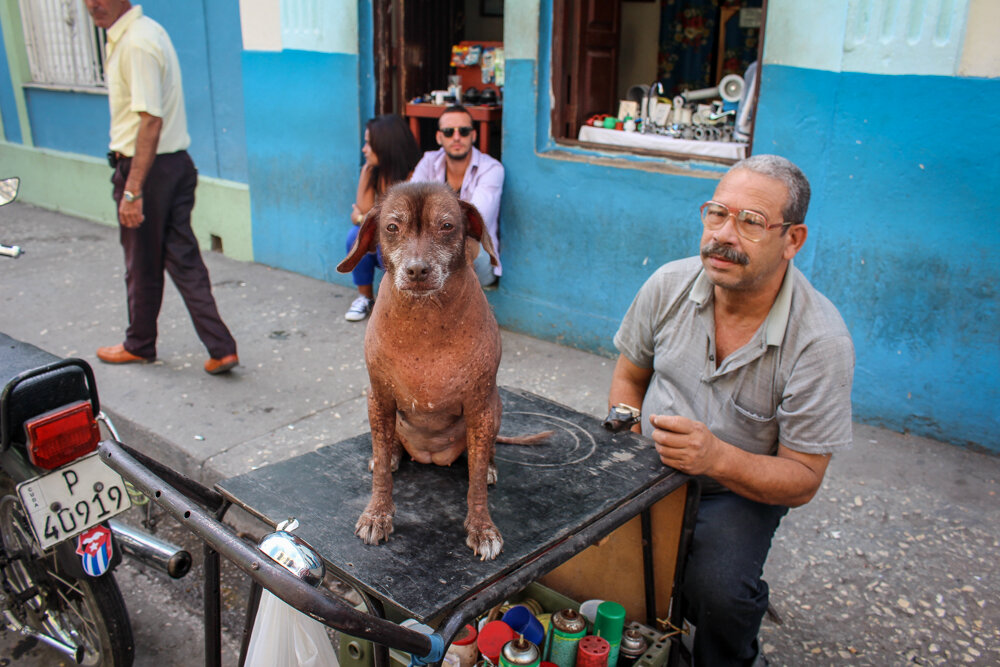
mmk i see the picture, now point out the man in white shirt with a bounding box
[410,105,505,286]
[86,0,238,374]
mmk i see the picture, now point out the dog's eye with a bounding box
[385,223,399,233]
[441,222,454,231]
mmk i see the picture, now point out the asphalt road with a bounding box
[0,506,246,666]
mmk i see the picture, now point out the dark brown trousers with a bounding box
[111,151,236,360]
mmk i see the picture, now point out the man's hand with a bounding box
[649,414,721,476]
[118,197,144,228]
[649,413,832,506]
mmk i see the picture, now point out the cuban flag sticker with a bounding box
[76,524,113,577]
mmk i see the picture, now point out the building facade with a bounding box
[1,0,997,451]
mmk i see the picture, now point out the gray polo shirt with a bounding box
[614,256,854,494]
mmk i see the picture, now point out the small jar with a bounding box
[446,624,479,667]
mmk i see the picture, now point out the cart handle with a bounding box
[97,439,442,662]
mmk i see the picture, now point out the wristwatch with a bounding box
[123,190,142,203]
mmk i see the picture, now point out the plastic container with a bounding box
[501,605,546,647]
[593,602,626,667]
[478,620,516,666]
[447,624,479,667]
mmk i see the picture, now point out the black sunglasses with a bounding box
[440,126,474,138]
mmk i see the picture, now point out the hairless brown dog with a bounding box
[337,181,546,560]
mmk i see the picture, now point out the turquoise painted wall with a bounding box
[242,49,361,282]
[0,14,20,144]
[753,65,1000,446]
[488,57,720,352]
[24,89,107,155]
[491,2,1000,452]
[0,0,247,181]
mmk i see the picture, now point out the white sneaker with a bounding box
[345,295,373,321]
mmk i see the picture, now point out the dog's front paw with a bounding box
[465,522,503,561]
[355,506,395,545]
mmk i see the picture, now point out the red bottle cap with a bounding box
[453,623,478,646]
[478,621,516,664]
[576,635,611,667]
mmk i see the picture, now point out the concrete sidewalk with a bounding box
[2,202,997,665]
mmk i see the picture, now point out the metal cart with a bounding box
[99,387,698,666]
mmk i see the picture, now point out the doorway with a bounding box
[373,0,505,156]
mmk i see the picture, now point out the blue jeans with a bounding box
[345,224,383,288]
[682,491,788,666]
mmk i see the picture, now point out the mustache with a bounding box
[701,242,749,266]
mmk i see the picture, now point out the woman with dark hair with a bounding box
[344,114,421,321]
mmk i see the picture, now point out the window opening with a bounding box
[552,0,764,163]
[19,0,107,90]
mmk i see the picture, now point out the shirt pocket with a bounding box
[719,395,779,456]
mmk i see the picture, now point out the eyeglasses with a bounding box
[440,126,474,138]
[699,201,796,243]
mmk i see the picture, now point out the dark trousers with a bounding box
[111,151,236,360]
[682,491,788,666]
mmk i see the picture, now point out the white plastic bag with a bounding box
[244,589,340,667]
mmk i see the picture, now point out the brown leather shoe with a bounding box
[96,344,153,365]
[204,353,239,375]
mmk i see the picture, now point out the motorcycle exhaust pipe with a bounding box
[3,609,84,663]
[108,519,192,579]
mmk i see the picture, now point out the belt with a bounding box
[106,151,130,168]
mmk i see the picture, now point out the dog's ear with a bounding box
[459,200,499,268]
[337,205,380,273]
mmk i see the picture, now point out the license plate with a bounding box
[16,452,132,551]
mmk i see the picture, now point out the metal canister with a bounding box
[500,637,541,667]
[548,608,587,667]
[616,629,648,667]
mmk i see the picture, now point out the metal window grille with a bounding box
[19,0,106,90]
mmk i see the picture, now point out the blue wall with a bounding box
[491,44,1000,449]
[24,88,107,155]
[3,0,247,181]
[489,57,722,353]
[754,65,1000,446]
[0,20,21,144]
[243,49,361,281]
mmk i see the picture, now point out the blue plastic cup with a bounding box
[501,605,546,647]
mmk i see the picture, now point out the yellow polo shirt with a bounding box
[105,6,190,156]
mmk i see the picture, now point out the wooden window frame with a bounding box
[549,0,768,166]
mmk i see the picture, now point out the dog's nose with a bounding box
[405,260,430,282]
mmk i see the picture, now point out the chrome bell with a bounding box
[257,518,325,587]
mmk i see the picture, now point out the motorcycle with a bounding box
[0,176,190,666]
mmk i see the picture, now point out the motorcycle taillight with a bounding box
[24,400,100,470]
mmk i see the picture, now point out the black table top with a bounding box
[216,387,682,621]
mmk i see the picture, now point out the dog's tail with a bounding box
[497,430,555,445]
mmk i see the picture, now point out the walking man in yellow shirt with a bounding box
[86,0,239,374]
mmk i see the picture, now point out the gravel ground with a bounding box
[759,424,999,666]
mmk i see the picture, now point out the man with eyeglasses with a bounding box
[411,105,504,286]
[609,155,854,666]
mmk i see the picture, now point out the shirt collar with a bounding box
[688,259,796,347]
[763,260,794,346]
[107,5,143,44]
